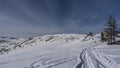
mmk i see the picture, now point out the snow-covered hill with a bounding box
[0,34,85,54]
[0,34,120,68]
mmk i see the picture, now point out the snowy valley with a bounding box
[0,34,120,68]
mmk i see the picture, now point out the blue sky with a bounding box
[0,0,120,38]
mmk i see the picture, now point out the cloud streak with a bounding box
[0,0,120,37]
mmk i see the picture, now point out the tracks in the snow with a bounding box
[76,46,117,68]
[25,53,76,68]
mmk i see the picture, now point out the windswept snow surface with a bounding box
[0,34,120,68]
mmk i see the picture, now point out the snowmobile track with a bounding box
[76,47,117,68]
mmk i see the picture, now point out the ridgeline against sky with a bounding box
[0,0,120,37]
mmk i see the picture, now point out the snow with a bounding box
[0,34,120,68]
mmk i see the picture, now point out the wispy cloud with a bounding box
[0,0,119,37]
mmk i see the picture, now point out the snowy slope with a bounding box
[0,34,120,68]
[0,34,85,54]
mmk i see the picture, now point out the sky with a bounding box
[0,0,120,38]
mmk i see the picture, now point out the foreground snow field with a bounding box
[0,34,120,68]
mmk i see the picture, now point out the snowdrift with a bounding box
[0,34,120,68]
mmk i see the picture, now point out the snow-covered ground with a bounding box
[0,34,120,68]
